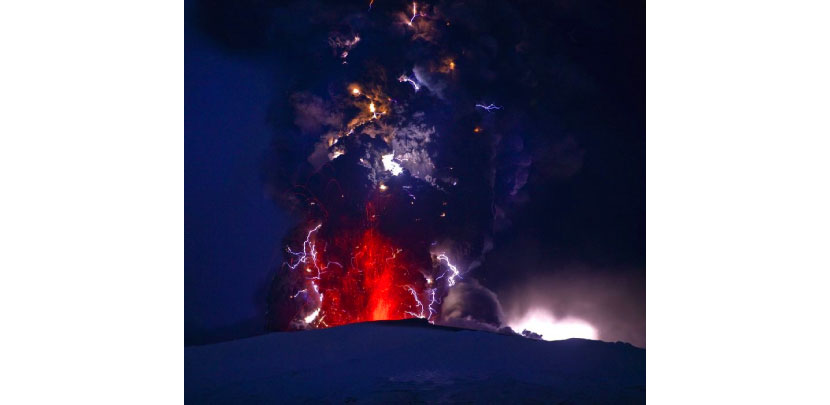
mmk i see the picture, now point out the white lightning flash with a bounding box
[304,308,321,324]
[382,153,404,176]
[404,285,426,318]
[291,289,308,299]
[475,103,503,112]
[407,2,421,26]
[427,288,438,319]
[285,224,342,280]
[301,281,324,325]
[436,253,461,287]
[398,74,421,92]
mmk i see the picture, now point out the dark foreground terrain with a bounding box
[185,319,645,403]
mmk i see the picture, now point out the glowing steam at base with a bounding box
[508,308,597,341]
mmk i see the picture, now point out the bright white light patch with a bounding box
[382,153,403,176]
[304,308,321,324]
[508,308,597,341]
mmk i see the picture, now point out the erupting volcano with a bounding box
[261,0,589,333]
[185,0,647,400]
[182,1,650,402]
[273,164,465,329]
[285,222,442,328]
[263,0,515,331]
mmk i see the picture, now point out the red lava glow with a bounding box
[296,226,425,328]
[347,229,409,323]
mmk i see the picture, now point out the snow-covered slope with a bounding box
[185,319,645,403]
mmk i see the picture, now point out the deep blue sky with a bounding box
[184,16,289,343]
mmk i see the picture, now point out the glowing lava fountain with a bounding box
[279,201,456,330]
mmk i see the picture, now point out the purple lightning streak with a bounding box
[426,288,438,319]
[404,285,426,318]
[285,223,342,280]
[407,2,421,26]
[436,253,461,287]
[475,103,503,112]
[402,185,416,200]
[290,289,308,299]
[303,281,324,325]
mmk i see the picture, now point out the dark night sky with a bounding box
[185,0,644,346]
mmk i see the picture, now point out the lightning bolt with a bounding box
[291,289,308,299]
[284,224,344,327]
[285,224,343,280]
[304,281,324,325]
[398,74,421,92]
[407,2,420,26]
[427,288,438,319]
[304,308,321,324]
[475,103,503,112]
[404,285,426,318]
[436,253,461,287]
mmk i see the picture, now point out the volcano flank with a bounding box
[185,319,645,403]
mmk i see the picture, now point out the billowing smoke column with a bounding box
[263,0,537,331]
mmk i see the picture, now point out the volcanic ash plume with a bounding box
[263,0,539,331]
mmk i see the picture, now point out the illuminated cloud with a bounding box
[440,278,504,328]
[381,153,404,175]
